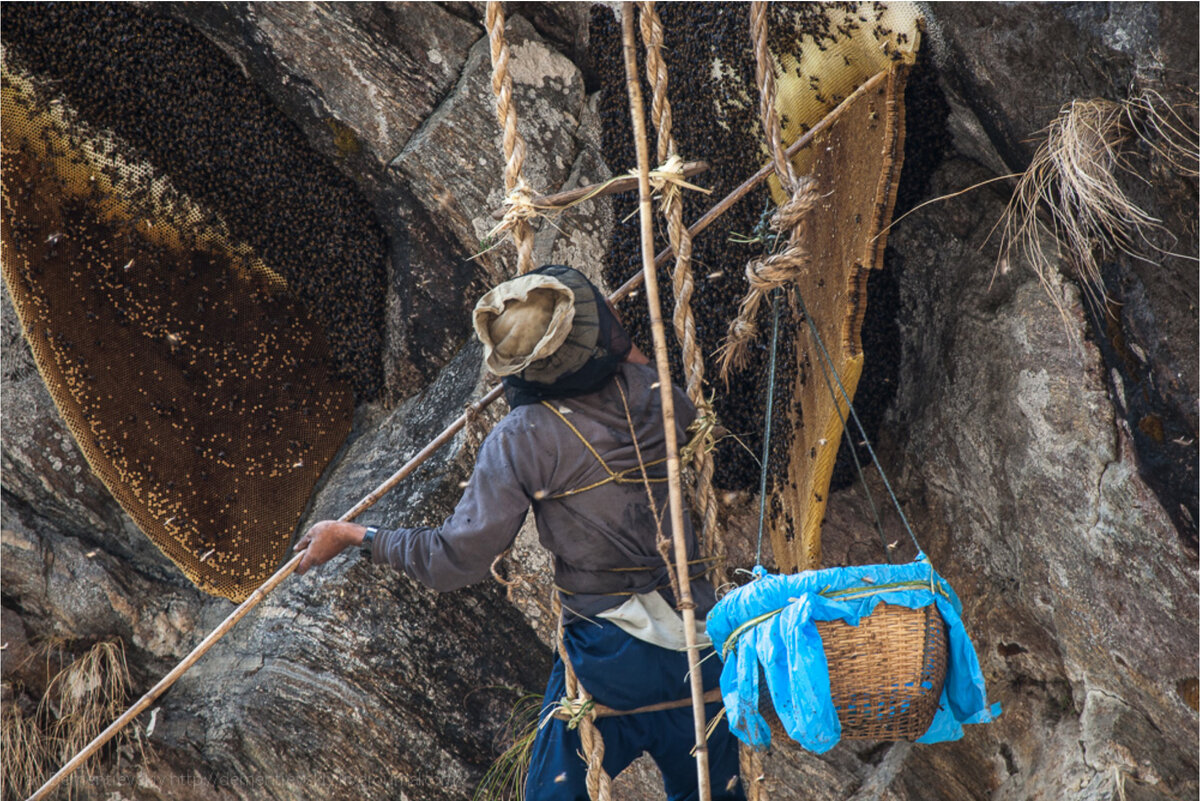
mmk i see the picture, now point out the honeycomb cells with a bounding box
[2,47,353,600]
[3,2,386,401]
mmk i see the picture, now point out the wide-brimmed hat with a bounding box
[472,266,601,383]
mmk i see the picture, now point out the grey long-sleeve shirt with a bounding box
[370,362,717,618]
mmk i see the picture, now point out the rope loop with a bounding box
[718,177,816,380]
[489,548,520,602]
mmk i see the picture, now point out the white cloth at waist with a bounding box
[597,591,712,652]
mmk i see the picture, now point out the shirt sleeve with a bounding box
[370,419,538,591]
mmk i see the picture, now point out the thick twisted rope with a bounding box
[637,0,726,586]
[749,1,799,195]
[553,595,612,800]
[717,180,816,380]
[485,1,536,274]
[718,1,819,381]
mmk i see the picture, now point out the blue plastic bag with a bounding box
[706,558,1001,752]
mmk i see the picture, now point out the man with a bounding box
[296,265,744,800]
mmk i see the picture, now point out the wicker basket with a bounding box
[761,603,948,741]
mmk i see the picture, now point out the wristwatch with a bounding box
[361,526,378,552]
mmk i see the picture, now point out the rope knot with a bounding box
[551,695,597,730]
[771,176,817,230]
[481,178,539,273]
[717,175,816,382]
[488,178,538,237]
[647,153,711,196]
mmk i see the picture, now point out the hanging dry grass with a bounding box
[997,91,1199,316]
[473,692,543,801]
[2,639,139,801]
[43,640,137,786]
[1125,88,1200,180]
[2,697,48,801]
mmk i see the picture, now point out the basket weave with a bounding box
[761,603,948,741]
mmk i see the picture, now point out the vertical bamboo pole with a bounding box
[620,5,712,800]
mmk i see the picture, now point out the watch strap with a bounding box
[361,526,379,551]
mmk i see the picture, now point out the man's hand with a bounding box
[294,521,366,575]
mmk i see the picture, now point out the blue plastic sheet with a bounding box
[706,557,1001,752]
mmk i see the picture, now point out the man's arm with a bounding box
[294,419,537,587]
[294,519,367,574]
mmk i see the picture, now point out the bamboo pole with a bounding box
[621,5,711,800]
[31,66,890,801]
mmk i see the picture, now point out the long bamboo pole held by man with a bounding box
[28,61,882,801]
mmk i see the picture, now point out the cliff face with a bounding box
[2,4,1195,801]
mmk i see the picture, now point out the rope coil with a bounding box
[717,178,817,380]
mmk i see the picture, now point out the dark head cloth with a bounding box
[500,265,632,408]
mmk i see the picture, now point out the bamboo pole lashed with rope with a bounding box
[622,4,712,800]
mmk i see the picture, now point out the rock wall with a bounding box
[2,3,1195,801]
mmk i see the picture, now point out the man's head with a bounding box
[473,265,631,403]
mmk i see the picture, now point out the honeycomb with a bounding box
[1,56,353,602]
[2,2,386,401]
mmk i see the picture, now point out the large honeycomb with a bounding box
[591,3,920,571]
[769,65,911,572]
[2,3,386,401]
[1,54,352,601]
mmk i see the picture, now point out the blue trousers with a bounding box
[526,618,745,801]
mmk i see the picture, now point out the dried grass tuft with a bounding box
[2,696,47,801]
[2,638,138,801]
[43,639,135,787]
[997,90,1199,323]
[473,693,544,801]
